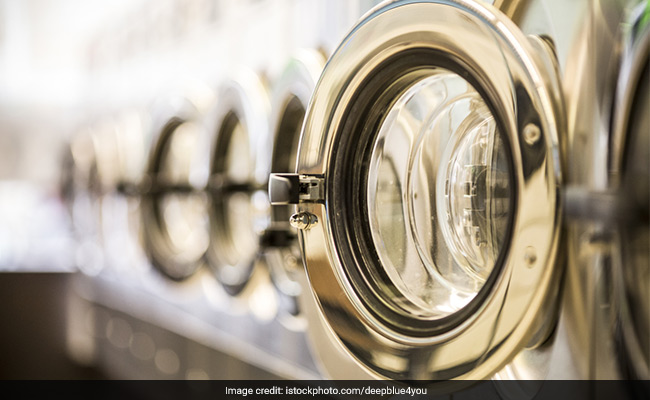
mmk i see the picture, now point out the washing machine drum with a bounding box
[269,0,564,380]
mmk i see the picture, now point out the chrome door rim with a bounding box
[265,50,326,323]
[205,71,270,295]
[296,0,564,380]
[141,97,208,281]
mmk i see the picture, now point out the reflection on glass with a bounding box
[367,70,511,319]
[157,122,209,262]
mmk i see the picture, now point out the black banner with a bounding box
[1,380,648,400]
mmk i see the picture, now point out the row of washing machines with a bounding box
[61,0,648,391]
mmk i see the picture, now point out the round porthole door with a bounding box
[269,0,564,380]
[141,98,210,281]
[63,129,105,276]
[205,71,271,295]
[263,50,326,327]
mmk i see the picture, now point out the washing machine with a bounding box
[141,95,212,281]
[64,117,129,277]
[563,0,649,385]
[61,0,374,382]
[267,0,647,387]
[62,127,105,276]
[98,110,153,280]
[263,50,327,329]
[202,69,272,296]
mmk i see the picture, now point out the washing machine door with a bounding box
[205,71,270,295]
[63,129,105,276]
[269,0,564,380]
[263,50,326,324]
[141,99,210,281]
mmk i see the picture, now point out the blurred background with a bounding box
[0,0,377,379]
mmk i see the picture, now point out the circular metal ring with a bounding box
[264,50,326,327]
[204,70,271,295]
[297,0,563,381]
[141,96,210,281]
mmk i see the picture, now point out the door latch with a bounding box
[268,173,325,205]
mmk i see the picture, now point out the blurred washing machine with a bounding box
[61,129,101,274]
[63,109,152,280]
[263,50,327,330]
[63,119,121,277]
[103,110,153,280]
[571,1,650,384]
[267,0,649,390]
[63,0,376,381]
[563,0,649,384]
[141,94,212,281]
[203,69,271,296]
[609,7,649,382]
